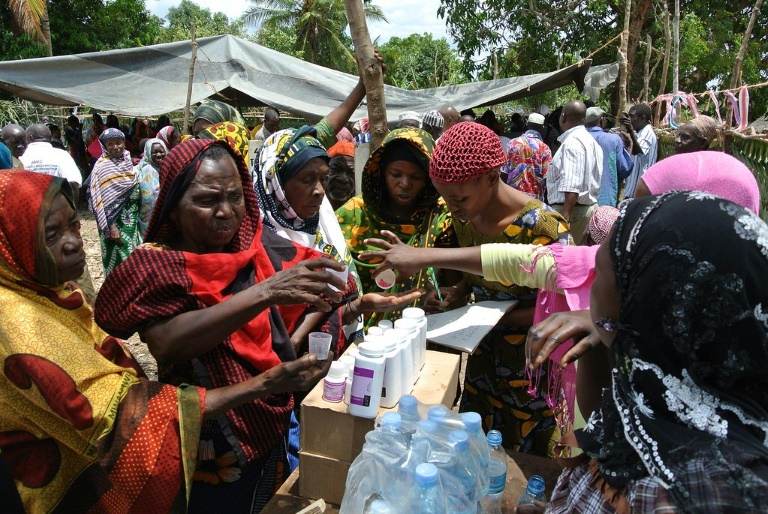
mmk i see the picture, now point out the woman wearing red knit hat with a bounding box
[428,121,571,456]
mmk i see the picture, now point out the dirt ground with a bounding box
[80,206,158,379]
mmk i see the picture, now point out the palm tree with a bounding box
[6,0,52,55]
[244,0,386,71]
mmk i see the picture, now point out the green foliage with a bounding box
[244,0,386,72]
[156,0,246,43]
[0,7,47,60]
[377,33,468,89]
[256,24,304,59]
[438,0,768,116]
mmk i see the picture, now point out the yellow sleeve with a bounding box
[480,243,556,289]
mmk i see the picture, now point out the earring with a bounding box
[595,318,616,332]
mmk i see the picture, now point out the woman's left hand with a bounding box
[358,288,426,315]
[526,310,601,370]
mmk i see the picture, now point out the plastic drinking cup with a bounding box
[308,332,333,360]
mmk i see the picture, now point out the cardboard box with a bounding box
[300,349,460,462]
[296,451,351,506]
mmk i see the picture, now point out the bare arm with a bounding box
[203,353,332,419]
[143,258,347,365]
[561,192,579,221]
[619,112,642,156]
[325,81,367,135]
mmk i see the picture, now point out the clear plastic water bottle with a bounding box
[515,475,547,514]
[413,463,447,513]
[365,498,392,513]
[481,430,506,514]
[448,430,477,514]
[461,412,490,498]
[397,394,421,441]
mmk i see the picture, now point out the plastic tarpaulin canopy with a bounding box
[0,35,593,122]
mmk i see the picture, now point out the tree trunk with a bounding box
[616,0,632,123]
[672,0,680,93]
[655,1,671,124]
[183,23,198,135]
[345,0,387,150]
[641,34,652,102]
[725,0,763,125]
[624,0,654,91]
[41,2,52,56]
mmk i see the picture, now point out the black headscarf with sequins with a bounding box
[578,191,768,513]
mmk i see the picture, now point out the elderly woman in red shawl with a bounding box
[0,170,330,513]
[95,139,354,512]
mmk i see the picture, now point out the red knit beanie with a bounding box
[430,122,506,184]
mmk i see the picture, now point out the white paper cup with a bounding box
[308,332,332,360]
[375,269,396,289]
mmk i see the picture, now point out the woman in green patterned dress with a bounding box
[88,128,142,275]
[429,122,572,456]
[336,128,459,328]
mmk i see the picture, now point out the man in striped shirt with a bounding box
[545,100,603,244]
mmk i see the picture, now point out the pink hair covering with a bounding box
[430,122,506,183]
[642,151,760,214]
[352,118,369,134]
[588,206,619,245]
[336,127,354,142]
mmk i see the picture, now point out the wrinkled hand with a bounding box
[526,310,601,370]
[423,283,468,314]
[261,352,333,394]
[263,258,347,312]
[360,230,426,279]
[108,224,122,244]
[359,288,425,315]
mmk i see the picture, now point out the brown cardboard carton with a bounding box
[296,451,351,506]
[300,349,460,463]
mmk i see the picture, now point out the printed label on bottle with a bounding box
[350,366,374,406]
[322,379,345,402]
[489,472,506,494]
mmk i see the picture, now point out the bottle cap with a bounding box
[402,307,425,319]
[427,406,448,422]
[415,463,439,487]
[339,355,355,371]
[380,411,402,429]
[398,394,419,414]
[394,318,418,332]
[326,361,345,380]
[417,419,439,435]
[449,429,469,451]
[358,342,385,358]
[375,269,396,289]
[382,337,398,352]
[368,499,391,513]
[378,319,394,330]
[527,475,545,495]
[367,326,384,336]
[487,429,502,446]
[461,412,482,431]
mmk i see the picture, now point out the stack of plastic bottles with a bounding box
[340,396,492,513]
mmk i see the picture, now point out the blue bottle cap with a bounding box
[380,411,402,429]
[415,463,439,486]
[398,394,419,413]
[461,412,481,430]
[486,429,502,446]
[449,429,469,451]
[527,475,545,495]
[427,406,447,422]
[417,419,439,435]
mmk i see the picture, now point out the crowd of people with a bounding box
[0,57,766,513]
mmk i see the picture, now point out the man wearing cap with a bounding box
[585,107,633,207]
[501,113,552,202]
[421,110,444,140]
[397,111,422,129]
[545,100,603,244]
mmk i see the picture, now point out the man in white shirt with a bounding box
[545,100,603,244]
[620,103,658,198]
[252,107,281,147]
[21,124,83,187]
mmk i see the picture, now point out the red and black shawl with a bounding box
[95,139,356,464]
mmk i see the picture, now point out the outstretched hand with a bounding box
[525,310,602,370]
[261,352,333,394]
[358,288,426,315]
[360,230,427,280]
